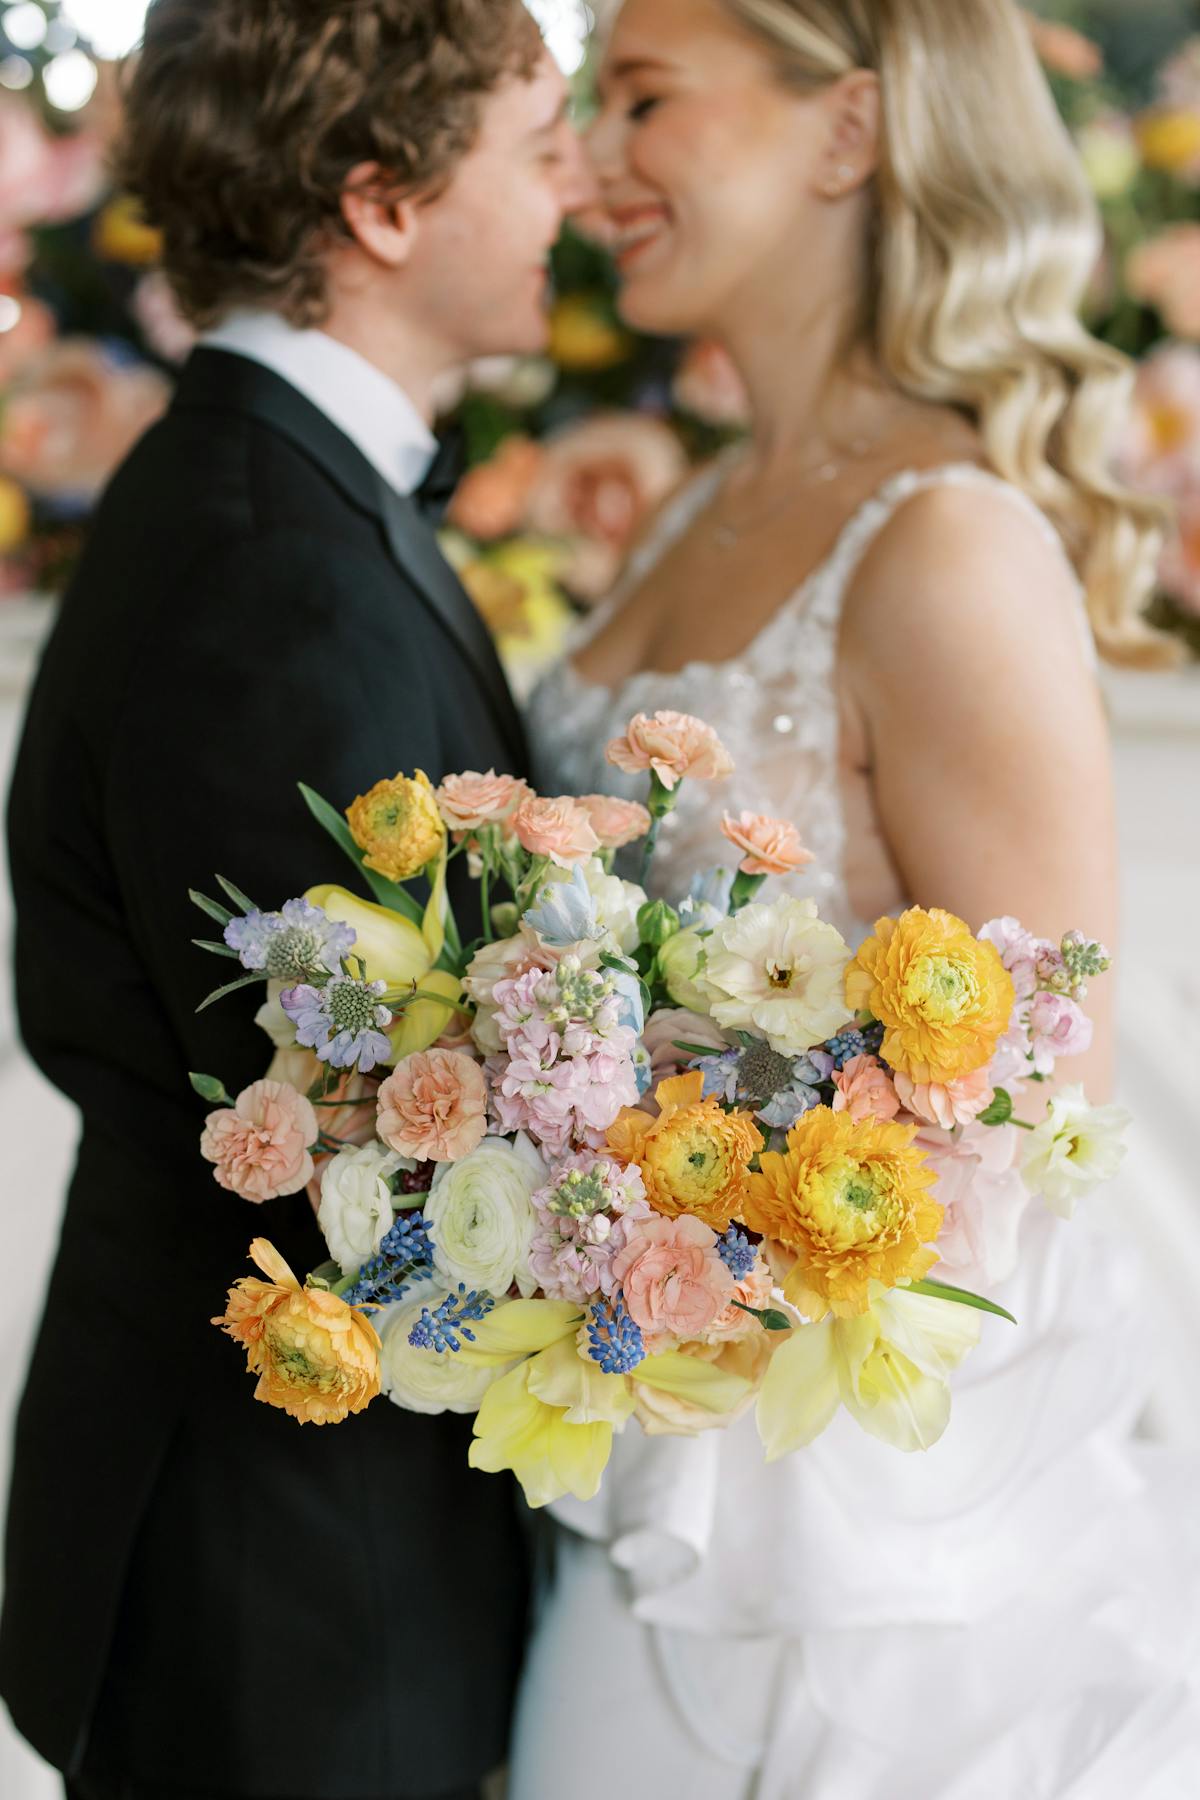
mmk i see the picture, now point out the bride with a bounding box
[514,0,1197,1794]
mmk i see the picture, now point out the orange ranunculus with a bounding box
[743,1106,943,1321]
[214,1239,381,1425]
[845,909,1015,1086]
[607,1071,761,1232]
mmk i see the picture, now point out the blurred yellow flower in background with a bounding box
[92,195,164,267]
[213,1238,381,1425]
[1136,108,1200,177]
[0,476,31,553]
[548,293,633,371]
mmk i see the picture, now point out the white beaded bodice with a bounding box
[527,460,1084,943]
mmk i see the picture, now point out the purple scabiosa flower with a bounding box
[702,1040,831,1128]
[224,898,355,979]
[281,972,393,1073]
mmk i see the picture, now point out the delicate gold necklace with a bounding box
[709,410,900,551]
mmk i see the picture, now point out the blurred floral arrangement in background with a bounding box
[2,0,1199,665]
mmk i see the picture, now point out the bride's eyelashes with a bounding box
[628,95,664,122]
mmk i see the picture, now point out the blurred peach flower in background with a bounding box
[1022,12,1103,81]
[449,435,545,541]
[1118,341,1200,495]
[0,342,171,499]
[1159,495,1200,615]
[1126,226,1200,339]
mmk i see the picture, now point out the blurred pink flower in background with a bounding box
[1161,37,1200,111]
[0,291,56,386]
[1159,495,1200,615]
[1119,341,1200,495]
[0,97,105,256]
[0,342,171,500]
[1022,12,1104,81]
[448,435,545,541]
[524,412,688,601]
[672,339,751,429]
[1126,226,1200,339]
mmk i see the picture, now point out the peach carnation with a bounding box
[200,1079,318,1203]
[611,1214,734,1341]
[512,793,600,867]
[705,1258,776,1342]
[606,710,734,793]
[720,810,814,878]
[577,794,652,850]
[893,1068,995,1130]
[447,435,544,541]
[832,1054,901,1124]
[376,1049,488,1163]
[435,770,530,833]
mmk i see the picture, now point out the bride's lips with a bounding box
[608,203,673,273]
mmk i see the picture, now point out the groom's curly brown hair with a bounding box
[118,0,544,328]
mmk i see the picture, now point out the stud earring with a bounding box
[825,164,855,198]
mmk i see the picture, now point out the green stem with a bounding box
[1010,1117,1036,1132]
[639,814,662,886]
[480,859,493,944]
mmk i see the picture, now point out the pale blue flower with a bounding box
[225,898,355,979]
[281,973,393,1072]
[523,866,604,946]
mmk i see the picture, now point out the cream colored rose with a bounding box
[424,1133,544,1297]
[377,1287,515,1415]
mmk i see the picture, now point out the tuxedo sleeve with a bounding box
[104,528,445,1098]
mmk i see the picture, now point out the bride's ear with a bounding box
[339,162,421,269]
[818,71,881,199]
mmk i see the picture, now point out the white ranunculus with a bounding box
[256,979,298,1049]
[703,898,851,1056]
[425,1133,544,1297]
[318,1142,412,1275]
[1021,1083,1131,1218]
[377,1287,515,1415]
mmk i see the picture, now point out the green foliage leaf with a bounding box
[189,888,233,927]
[672,1040,723,1058]
[978,1088,1014,1127]
[195,973,266,1013]
[906,1278,1017,1326]
[297,782,423,924]
[215,874,259,916]
[192,938,241,960]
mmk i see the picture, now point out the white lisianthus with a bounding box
[425,1133,544,1297]
[318,1141,413,1275]
[703,898,850,1056]
[377,1287,516,1415]
[1021,1083,1131,1218]
[256,979,298,1049]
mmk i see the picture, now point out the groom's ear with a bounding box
[339,162,422,268]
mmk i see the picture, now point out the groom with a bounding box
[0,3,592,1797]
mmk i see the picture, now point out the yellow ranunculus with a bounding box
[606,1071,762,1231]
[845,908,1015,1085]
[1136,109,1200,176]
[305,882,462,1060]
[346,770,445,883]
[213,1238,381,1425]
[756,1284,981,1458]
[743,1105,942,1319]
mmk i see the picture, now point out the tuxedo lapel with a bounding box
[174,348,528,769]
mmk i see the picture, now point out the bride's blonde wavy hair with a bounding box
[722,0,1174,666]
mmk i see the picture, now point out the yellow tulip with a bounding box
[755,1283,981,1460]
[633,1346,758,1419]
[304,880,462,1060]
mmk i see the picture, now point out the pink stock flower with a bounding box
[200,1080,318,1203]
[1160,495,1200,615]
[672,339,752,429]
[463,932,553,1055]
[893,1067,995,1130]
[487,965,640,1154]
[611,1214,734,1342]
[720,810,813,878]
[1127,227,1200,340]
[529,1151,651,1304]
[512,793,600,867]
[1028,992,1094,1076]
[978,916,1044,1001]
[831,1054,901,1124]
[435,770,530,833]
[577,794,652,850]
[1118,342,1200,496]
[447,435,545,541]
[606,709,735,792]
[376,1049,489,1163]
[923,1121,1030,1294]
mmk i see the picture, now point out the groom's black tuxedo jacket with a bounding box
[1,349,532,1796]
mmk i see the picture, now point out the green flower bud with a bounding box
[637,898,681,950]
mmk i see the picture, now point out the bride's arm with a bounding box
[840,482,1117,1098]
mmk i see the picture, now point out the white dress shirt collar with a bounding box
[200,309,437,497]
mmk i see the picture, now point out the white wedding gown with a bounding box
[512,463,1200,1799]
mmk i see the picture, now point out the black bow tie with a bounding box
[414,423,468,525]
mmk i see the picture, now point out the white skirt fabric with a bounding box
[510,1206,1200,1798]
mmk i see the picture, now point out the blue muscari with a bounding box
[408,1285,495,1354]
[717,1227,758,1281]
[586,1296,645,1375]
[825,1020,886,1070]
[340,1212,435,1309]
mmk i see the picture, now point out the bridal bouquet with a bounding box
[194,710,1125,1506]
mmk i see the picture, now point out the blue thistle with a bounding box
[340,1211,434,1309]
[717,1227,758,1281]
[586,1296,645,1375]
[408,1285,495,1353]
